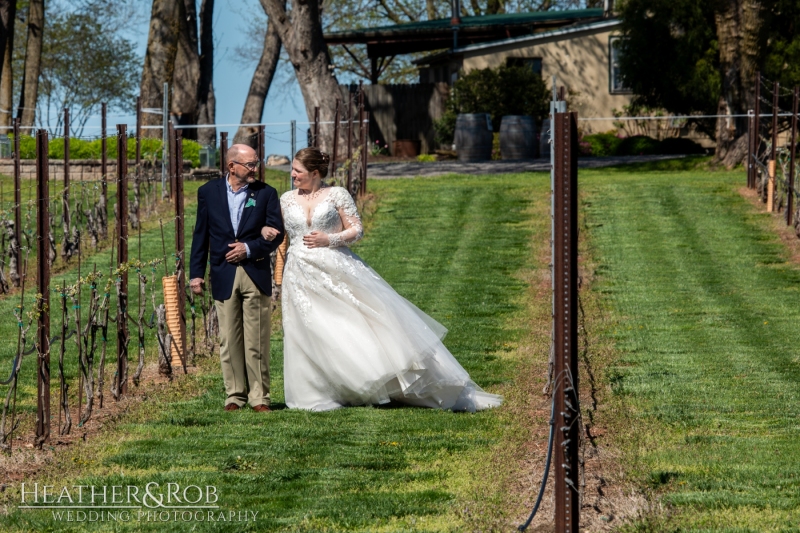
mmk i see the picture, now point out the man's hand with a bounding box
[190,278,205,295]
[261,226,280,241]
[303,231,330,248]
[225,242,248,263]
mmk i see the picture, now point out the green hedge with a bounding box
[10,135,202,167]
[580,133,706,157]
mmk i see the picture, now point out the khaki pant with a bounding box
[215,265,271,407]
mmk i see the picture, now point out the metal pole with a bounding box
[553,110,579,533]
[220,131,228,174]
[257,125,265,182]
[346,95,353,192]
[772,81,779,162]
[358,86,365,194]
[136,96,142,193]
[361,111,369,195]
[332,99,340,177]
[116,124,128,397]
[13,118,20,285]
[769,81,779,211]
[63,107,69,201]
[291,120,296,160]
[162,82,169,199]
[101,103,108,214]
[747,111,753,188]
[168,121,175,202]
[788,87,798,226]
[35,129,51,448]
[175,128,187,372]
[754,72,761,190]
[313,106,320,148]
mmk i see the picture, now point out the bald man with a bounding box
[189,144,285,412]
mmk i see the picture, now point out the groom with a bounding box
[189,144,284,412]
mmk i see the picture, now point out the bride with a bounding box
[264,147,502,412]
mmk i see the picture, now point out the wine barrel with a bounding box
[454,113,493,162]
[539,119,550,159]
[500,116,537,159]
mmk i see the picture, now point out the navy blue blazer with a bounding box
[189,178,285,301]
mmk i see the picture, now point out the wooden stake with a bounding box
[768,159,776,212]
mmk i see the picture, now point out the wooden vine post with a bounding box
[35,129,51,448]
[768,81,779,212]
[116,124,129,397]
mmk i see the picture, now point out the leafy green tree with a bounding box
[618,0,800,165]
[36,10,139,136]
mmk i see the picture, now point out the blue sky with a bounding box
[82,0,309,157]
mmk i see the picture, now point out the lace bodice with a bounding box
[280,187,364,247]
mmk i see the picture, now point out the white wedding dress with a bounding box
[280,186,503,412]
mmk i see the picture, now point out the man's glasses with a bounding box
[231,160,261,171]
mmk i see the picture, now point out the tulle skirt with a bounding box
[281,243,503,412]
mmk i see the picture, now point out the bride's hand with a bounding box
[261,226,280,241]
[303,231,330,248]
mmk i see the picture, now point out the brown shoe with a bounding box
[224,403,241,411]
[252,405,271,413]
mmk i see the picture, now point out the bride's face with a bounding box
[291,159,321,190]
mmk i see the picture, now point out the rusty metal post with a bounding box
[553,110,580,533]
[346,95,353,192]
[35,130,51,446]
[63,108,70,238]
[116,124,128,397]
[747,111,754,189]
[257,125,265,182]
[361,111,369,195]
[772,81,779,162]
[789,87,798,226]
[754,72,761,190]
[332,99,340,177]
[35,129,51,448]
[168,121,175,202]
[313,106,320,148]
[13,118,20,284]
[358,88,365,195]
[101,103,108,213]
[220,131,228,173]
[136,96,142,192]
[175,129,187,371]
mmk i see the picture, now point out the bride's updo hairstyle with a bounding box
[295,147,330,179]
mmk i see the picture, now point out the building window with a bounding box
[506,57,543,75]
[609,37,631,94]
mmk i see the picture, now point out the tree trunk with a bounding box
[0,0,15,131]
[140,0,182,138]
[17,0,43,134]
[714,0,762,165]
[234,15,281,147]
[196,0,216,146]
[172,0,200,140]
[259,0,340,152]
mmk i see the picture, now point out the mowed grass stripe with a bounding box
[0,172,544,532]
[584,167,800,530]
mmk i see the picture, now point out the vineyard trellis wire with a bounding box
[0,86,373,451]
[748,72,800,234]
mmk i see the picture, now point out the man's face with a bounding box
[228,150,259,184]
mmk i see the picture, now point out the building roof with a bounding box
[414,18,621,65]
[325,8,606,58]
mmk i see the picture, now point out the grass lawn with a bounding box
[582,160,800,531]
[0,171,547,532]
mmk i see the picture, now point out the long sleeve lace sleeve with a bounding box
[328,188,364,247]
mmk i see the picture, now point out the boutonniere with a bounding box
[245,198,256,208]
